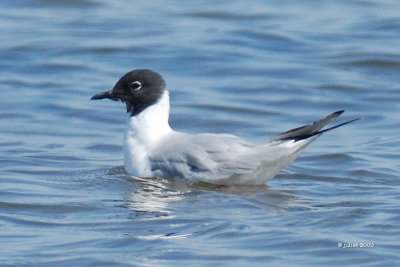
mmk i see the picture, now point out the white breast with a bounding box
[123,91,172,177]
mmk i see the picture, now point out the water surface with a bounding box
[1,0,399,266]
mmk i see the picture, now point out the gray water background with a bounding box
[1,0,400,266]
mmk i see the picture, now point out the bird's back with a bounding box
[148,131,316,185]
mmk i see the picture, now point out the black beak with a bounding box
[91,90,117,101]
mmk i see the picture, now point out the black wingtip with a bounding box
[289,116,360,142]
[317,116,361,135]
[272,110,359,142]
[334,110,345,116]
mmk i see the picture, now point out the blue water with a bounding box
[1,0,400,266]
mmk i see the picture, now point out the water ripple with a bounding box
[1,0,399,266]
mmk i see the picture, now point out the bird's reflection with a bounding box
[125,176,189,215]
[123,173,298,216]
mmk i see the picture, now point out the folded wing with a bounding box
[149,110,360,185]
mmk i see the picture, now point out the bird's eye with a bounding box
[130,81,142,91]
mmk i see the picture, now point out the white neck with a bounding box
[123,91,172,176]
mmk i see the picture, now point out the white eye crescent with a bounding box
[130,81,142,91]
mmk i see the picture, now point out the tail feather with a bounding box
[272,110,360,142]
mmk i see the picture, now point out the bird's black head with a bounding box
[91,69,166,116]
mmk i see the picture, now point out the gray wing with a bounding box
[148,110,359,185]
[148,132,258,180]
[148,131,317,185]
[148,131,310,185]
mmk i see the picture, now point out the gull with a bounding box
[91,69,359,185]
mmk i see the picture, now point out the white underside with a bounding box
[123,91,317,185]
[123,91,172,177]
